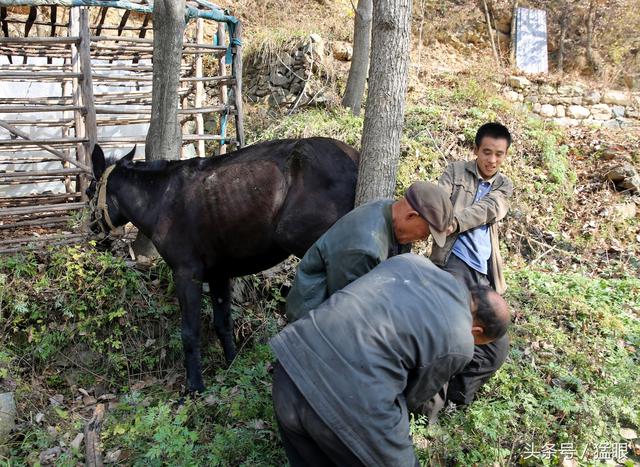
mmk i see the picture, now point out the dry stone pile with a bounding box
[243,34,338,109]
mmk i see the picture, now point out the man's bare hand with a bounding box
[445,220,458,236]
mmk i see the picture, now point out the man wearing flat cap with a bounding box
[286,181,453,322]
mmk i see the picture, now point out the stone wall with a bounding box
[504,76,640,129]
[243,34,336,108]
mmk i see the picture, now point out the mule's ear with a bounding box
[91,144,106,180]
[119,145,136,164]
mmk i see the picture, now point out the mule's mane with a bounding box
[112,157,195,174]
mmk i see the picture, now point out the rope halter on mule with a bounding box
[89,165,123,238]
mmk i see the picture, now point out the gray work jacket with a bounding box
[271,254,474,467]
[286,199,408,322]
[430,160,513,294]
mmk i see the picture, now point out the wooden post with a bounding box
[482,0,500,67]
[180,94,188,159]
[231,21,244,149]
[195,17,205,158]
[79,8,97,154]
[62,59,73,193]
[510,1,518,67]
[84,403,105,467]
[217,21,227,155]
[69,7,87,198]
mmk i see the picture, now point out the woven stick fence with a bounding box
[0,0,244,253]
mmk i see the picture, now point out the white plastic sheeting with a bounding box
[0,55,150,197]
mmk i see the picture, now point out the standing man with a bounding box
[431,122,514,406]
[286,181,453,322]
[271,254,511,467]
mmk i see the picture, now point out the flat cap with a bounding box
[404,182,453,247]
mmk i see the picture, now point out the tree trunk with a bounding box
[355,0,412,206]
[135,0,185,258]
[510,0,518,66]
[558,6,567,74]
[585,0,599,74]
[145,0,185,161]
[341,0,372,116]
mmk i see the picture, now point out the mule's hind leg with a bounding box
[174,269,205,393]
[209,277,237,365]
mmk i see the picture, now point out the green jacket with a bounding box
[272,254,474,467]
[286,199,409,322]
[430,160,513,294]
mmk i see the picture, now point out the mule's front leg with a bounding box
[209,277,237,364]
[175,270,205,393]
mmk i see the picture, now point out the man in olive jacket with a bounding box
[286,181,453,322]
[271,254,510,467]
[431,122,514,406]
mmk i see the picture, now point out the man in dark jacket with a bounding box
[271,254,510,467]
[285,181,453,322]
[431,122,514,407]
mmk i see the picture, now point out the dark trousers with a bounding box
[441,254,510,405]
[272,363,367,467]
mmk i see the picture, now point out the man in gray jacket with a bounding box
[431,122,514,406]
[286,181,453,322]
[271,254,510,467]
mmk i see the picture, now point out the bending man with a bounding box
[286,181,453,322]
[271,254,510,467]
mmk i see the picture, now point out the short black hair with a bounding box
[470,285,509,340]
[475,122,512,149]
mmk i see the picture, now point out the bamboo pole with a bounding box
[0,119,75,127]
[0,36,79,44]
[0,105,82,112]
[217,21,227,155]
[0,18,69,28]
[0,119,91,171]
[0,71,82,79]
[0,137,86,146]
[0,233,85,248]
[0,202,86,217]
[0,157,69,164]
[0,236,84,254]
[0,216,73,230]
[90,35,225,51]
[0,192,80,205]
[0,168,85,178]
[195,18,205,157]
[79,7,96,156]
[231,22,244,148]
[70,6,88,201]
[94,105,235,114]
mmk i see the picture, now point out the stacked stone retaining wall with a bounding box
[504,76,640,129]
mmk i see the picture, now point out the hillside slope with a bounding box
[1,1,639,466]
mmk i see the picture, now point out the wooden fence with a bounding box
[0,2,244,253]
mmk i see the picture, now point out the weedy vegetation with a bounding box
[1,73,639,466]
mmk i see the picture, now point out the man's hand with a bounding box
[445,219,458,236]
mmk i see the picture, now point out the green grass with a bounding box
[2,245,638,466]
[413,269,640,466]
[2,74,638,466]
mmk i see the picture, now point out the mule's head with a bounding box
[86,144,136,239]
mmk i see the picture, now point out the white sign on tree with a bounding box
[515,7,548,74]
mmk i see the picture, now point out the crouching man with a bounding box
[270,254,510,467]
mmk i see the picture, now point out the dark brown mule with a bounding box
[88,138,359,392]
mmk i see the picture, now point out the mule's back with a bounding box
[274,137,359,257]
[163,137,358,276]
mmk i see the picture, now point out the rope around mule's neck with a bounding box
[96,165,117,231]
